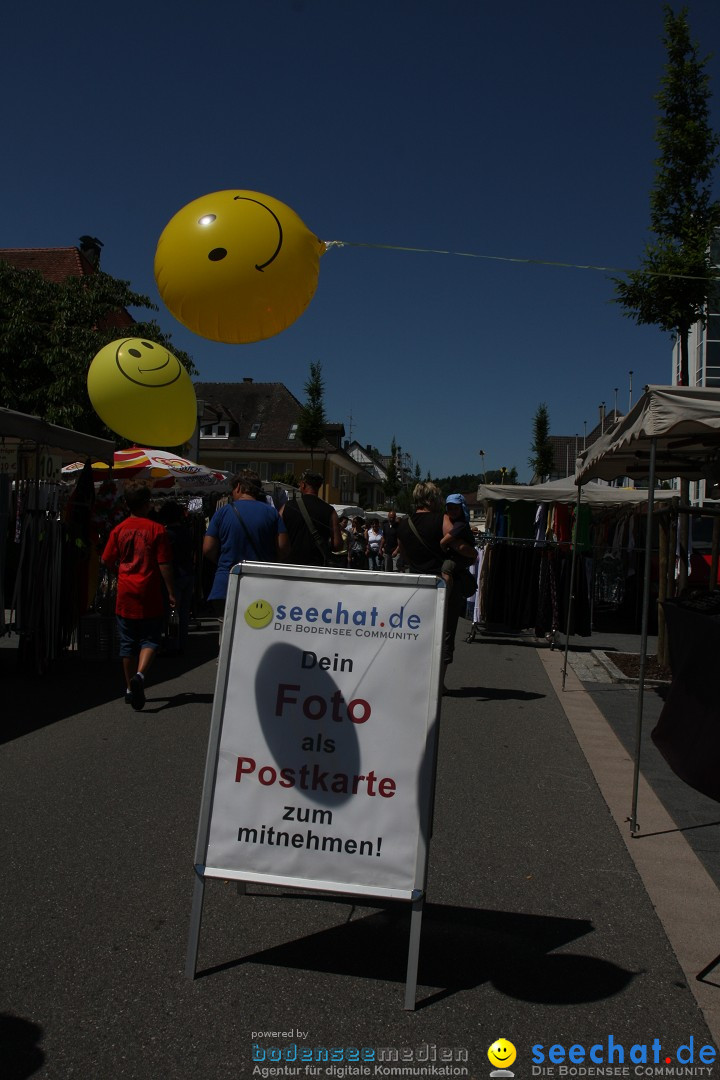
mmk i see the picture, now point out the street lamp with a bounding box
[478,449,486,483]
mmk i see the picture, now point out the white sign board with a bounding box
[18,451,62,481]
[195,563,445,901]
[0,447,18,476]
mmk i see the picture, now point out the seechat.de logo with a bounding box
[244,600,274,629]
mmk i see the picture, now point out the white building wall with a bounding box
[670,229,720,504]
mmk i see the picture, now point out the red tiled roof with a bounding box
[0,247,97,283]
[0,246,135,328]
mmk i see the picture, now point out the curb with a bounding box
[591,649,671,686]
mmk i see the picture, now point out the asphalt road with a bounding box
[1,617,718,1080]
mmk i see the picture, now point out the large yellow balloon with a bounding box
[87,338,197,446]
[154,190,325,344]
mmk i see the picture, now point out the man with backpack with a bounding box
[202,470,289,625]
[280,470,342,567]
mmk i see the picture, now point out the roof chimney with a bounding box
[79,235,103,268]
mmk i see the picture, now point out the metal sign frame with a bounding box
[185,562,446,1008]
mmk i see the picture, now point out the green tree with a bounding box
[272,470,298,487]
[0,261,197,439]
[613,4,720,386]
[296,360,327,466]
[485,468,518,485]
[613,5,720,613]
[431,470,519,495]
[529,404,554,481]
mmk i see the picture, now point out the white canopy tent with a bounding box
[477,477,675,509]
[574,384,720,832]
[577,385,720,485]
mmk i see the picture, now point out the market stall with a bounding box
[0,408,115,672]
[574,384,720,831]
[475,477,674,640]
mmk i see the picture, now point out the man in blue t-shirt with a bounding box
[203,470,288,618]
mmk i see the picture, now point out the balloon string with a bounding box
[323,239,720,282]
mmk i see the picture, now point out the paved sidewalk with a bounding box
[1,618,719,1079]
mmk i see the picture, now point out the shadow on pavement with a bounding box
[465,635,550,649]
[0,628,219,744]
[445,686,545,701]
[0,1012,45,1080]
[196,897,635,1009]
[141,690,215,714]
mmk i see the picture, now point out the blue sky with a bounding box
[4,0,720,480]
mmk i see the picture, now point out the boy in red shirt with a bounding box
[102,480,176,710]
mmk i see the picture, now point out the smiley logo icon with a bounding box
[488,1040,516,1072]
[244,599,274,629]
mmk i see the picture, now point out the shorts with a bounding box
[116,615,163,657]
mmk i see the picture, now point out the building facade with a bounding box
[193,379,373,505]
[671,229,720,391]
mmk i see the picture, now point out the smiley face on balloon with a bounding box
[154,190,325,344]
[87,338,197,446]
[114,338,184,388]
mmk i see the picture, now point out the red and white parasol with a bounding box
[62,448,228,489]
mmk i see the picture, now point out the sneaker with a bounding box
[129,673,146,711]
[124,690,133,706]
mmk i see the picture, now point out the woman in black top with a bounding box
[397,482,474,687]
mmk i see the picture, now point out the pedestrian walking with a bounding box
[381,510,400,571]
[365,518,383,570]
[202,470,289,627]
[396,482,474,691]
[158,500,195,655]
[101,480,175,711]
[280,470,341,566]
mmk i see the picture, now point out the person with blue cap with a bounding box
[397,484,477,691]
[440,493,479,626]
[440,494,476,564]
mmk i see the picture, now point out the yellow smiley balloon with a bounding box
[154,190,325,344]
[87,338,197,446]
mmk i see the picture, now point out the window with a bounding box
[201,423,229,438]
[288,424,298,440]
[249,423,261,439]
[705,341,720,387]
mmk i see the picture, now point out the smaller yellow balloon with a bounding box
[154,189,325,344]
[87,338,197,446]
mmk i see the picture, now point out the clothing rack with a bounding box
[473,535,590,640]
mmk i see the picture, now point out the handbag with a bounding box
[454,566,478,598]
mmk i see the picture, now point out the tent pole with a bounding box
[630,438,657,834]
[562,481,583,690]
